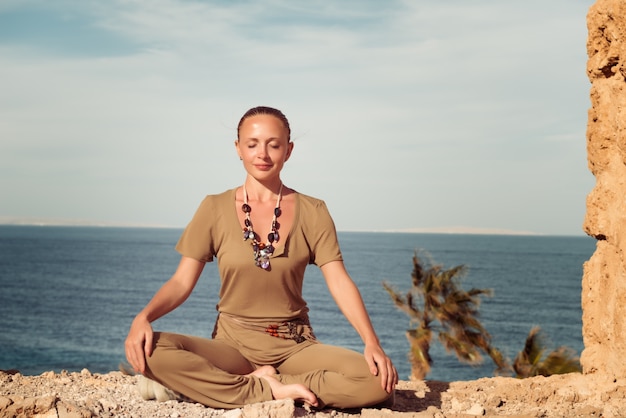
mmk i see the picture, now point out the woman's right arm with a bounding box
[124,256,205,374]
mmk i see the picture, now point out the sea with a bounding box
[0,225,596,382]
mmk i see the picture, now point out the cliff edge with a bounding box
[582,0,626,380]
[1,369,626,417]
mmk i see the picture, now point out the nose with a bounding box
[257,145,269,159]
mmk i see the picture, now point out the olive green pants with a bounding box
[144,316,392,409]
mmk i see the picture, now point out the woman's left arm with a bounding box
[320,260,398,393]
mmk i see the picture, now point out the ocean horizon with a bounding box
[0,225,595,381]
[0,217,583,237]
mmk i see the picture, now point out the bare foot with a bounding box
[248,365,277,378]
[260,375,318,407]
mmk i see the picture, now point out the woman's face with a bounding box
[236,114,293,182]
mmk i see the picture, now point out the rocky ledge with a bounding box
[2,369,626,418]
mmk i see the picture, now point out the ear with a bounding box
[234,140,242,160]
[284,141,294,162]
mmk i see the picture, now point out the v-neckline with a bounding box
[231,187,298,258]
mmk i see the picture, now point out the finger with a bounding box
[144,331,153,358]
[381,359,395,393]
[128,337,144,374]
[366,355,379,376]
[124,341,138,373]
[134,343,146,374]
[126,344,138,372]
[379,360,389,391]
[391,364,398,390]
[387,363,397,392]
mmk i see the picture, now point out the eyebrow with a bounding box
[242,137,282,142]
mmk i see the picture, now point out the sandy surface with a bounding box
[2,369,626,417]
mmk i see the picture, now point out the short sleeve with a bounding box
[301,197,343,267]
[175,196,218,262]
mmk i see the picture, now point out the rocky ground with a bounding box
[2,368,626,418]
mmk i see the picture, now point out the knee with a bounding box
[360,374,394,407]
[144,332,182,377]
[374,387,395,408]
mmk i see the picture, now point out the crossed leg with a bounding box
[144,332,319,408]
[275,343,392,409]
[248,365,318,407]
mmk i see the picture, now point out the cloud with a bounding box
[0,0,596,234]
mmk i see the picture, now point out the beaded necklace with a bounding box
[241,183,282,270]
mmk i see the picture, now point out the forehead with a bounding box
[239,114,288,136]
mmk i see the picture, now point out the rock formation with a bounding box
[582,0,626,379]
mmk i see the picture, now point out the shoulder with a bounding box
[293,191,342,262]
[189,188,236,223]
[294,191,336,225]
[198,188,236,207]
[295,191,329,210]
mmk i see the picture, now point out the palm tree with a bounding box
[383,251,509,380]
[513,326,581,378]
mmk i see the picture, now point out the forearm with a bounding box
[136,279,192,323]
[332,278,380,345]
[321,261,381,345]
[321,261,397,391]
[135,256,204,323]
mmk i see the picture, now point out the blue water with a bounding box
[0,225,595,381]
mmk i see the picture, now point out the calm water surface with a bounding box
[0,226,595,381]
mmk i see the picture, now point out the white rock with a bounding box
[221,408,243,418]
[465,403,485,416]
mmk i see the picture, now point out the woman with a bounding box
[124,106,397,409]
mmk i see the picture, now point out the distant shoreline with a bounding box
[0,218,179,229]
[0,218,589,237]
[360,227,545,236]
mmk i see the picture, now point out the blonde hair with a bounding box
[237,106,291,142]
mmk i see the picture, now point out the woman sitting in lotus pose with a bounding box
[124,105,397,409]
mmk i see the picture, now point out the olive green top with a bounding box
[176,188,343,321]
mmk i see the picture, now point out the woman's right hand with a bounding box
[125,314,154,374]
[123,256,205,374]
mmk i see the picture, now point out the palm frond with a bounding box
[536,347,581,376]
[406,328,433,380]
[382,281,421,319]
[523,326,547,366]
[384,250,504,380]
[513,327,581,378]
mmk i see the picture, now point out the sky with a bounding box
[0,0,596,236]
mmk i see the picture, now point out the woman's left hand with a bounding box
[364,343,398,393]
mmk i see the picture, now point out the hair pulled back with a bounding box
[237,106,291,142]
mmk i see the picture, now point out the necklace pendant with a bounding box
[241,183,283,270]
[260,257,271,270]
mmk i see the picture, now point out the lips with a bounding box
[254,164,273,171]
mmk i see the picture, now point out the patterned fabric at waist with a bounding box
[217,312,317,344]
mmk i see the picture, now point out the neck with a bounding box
[243,178,283,202]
